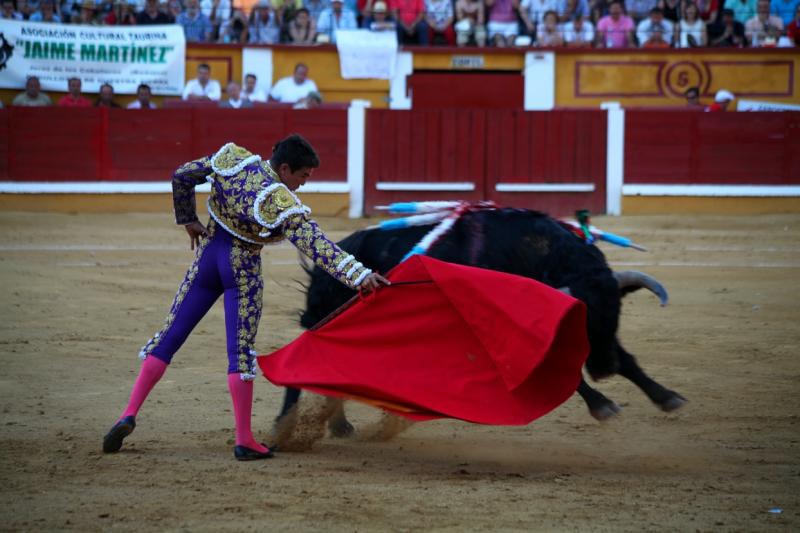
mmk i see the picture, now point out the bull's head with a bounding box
[578,270,668,381]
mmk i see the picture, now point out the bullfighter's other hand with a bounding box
[185,221,209,250]
[359,272,391,294]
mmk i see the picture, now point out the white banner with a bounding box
[335,29,397,80]
[737,99,800,112]
[0,20,185,95]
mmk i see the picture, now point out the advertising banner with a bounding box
[0,20,185,95]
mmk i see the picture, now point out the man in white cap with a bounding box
[706,90,735,112]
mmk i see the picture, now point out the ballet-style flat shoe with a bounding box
[234,443,275,461]
[103,415,136,453]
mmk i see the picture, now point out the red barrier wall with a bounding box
[408,72,525,110]
[1,108,348,182]
[625,111,800,185]
[486,110,607,214]
[365,109,608,215]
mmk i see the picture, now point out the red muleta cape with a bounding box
[258,255,589,425]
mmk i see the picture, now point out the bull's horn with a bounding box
[558,287,572,296]
[614,271,669,306]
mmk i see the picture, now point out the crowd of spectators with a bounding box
[1,0,798,47]
[5,62,323,109]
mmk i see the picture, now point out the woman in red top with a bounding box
[787,4,800,46]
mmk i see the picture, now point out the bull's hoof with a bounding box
[589,401,622,421]
[328,419,355,439]
[658,392,688,413]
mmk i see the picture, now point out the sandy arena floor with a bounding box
[0,211,798,532]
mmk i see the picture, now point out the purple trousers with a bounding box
[140,220,263,378]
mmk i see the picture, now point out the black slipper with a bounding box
[102,415,136,453]
[234,443,275,461]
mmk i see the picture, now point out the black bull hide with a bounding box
[279,208,686,427]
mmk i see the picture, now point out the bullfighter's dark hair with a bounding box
[271,134,320,172]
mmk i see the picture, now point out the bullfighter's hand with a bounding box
[185,221,209,250]
[359,272,391,294]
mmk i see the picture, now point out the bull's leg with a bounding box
[617,345,687,412]
[277,387,302,419]
[358,411,415,442]
[577,379,621,421]
[269,394,341,452]
[327,402,355,438]
[279,387,354,437]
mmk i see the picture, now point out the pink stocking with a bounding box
[227,373,269,453]
[120,356,168,419]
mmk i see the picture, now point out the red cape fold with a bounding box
[258,255,589,425]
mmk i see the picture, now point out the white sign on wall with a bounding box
[737,99,800,112]
[0,20,185,95]
[335,29,397,80]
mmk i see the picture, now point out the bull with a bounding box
[272,208,686,445]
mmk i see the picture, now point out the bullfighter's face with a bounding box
[277,163,313,191]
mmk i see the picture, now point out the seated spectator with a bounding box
[426,0,455,44]
[303,0,328,23]
[270,62,318,103]
[486,0,520,46]
[658,0,682,23]
[677,2,707,46]
[95,83,122,108]
[1,0,24,19]
[626,0,657,22]
[219,82,253,108]
[696,0,719,22]
[137,0,173,24]
[274,0,303,28]
[12,76,52,107]
[536,9,564,44]
[637,7,674,45]
[519,0,557,40]
[97,0,114,19]
[597,0,635,47]
[127,83,158,109]
[242,73,268,102]
[708,8,747,45]
[287,7,318,42]
[454,0,487,45]
[557,0,590,23]
[219,8,250,42]
[745,0,784,46]
[29,0,61,21]
[771,0,797,26]
[249,0,281,44]
[787,4,800,46]
[58,77,92,107]
[563,12,595,46]
[167,0,182,21]
[728,0,758,24]
[182,63,222,101]
[642,24,671,45]
[178,0,214,42]
[73,0,100,24]
[104,0,137,24]
[317,0,358,43]
[706,89,734,111]
[201,0,232,40]
[363,1,397,30]
[293,91,323,108]
[684,86,702,107]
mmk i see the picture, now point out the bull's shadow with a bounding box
[273,209,686,448]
